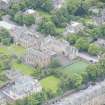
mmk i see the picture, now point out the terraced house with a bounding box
[23,48,53,68]
[3,76,42,100]
[14,30,41,49]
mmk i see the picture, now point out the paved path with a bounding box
[78,52,99,62]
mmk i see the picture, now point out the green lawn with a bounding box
[0,44,26,56]
[12,62,35,75]
[40,76,60,93]
[57,61,89,77]
[38,10,52,20]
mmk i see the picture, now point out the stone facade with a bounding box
[15,30,41,49]
[0,0,10,10]
[23,48,52,68]
[53,0,64,9]
[0,0,21,10]
[3,76,42,100]
[22,36,78,68]
[64,21,84,36]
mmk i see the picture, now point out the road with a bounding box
[78,52,99,62]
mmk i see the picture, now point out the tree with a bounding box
[38,18,57,36]
[86,64,98,81]
[70,73,83,88]
[14,12,23,25]
[75,37,89,51]
[52,8,69,27]
[23,15,35,26]
[0,28,12,45]
[88,43,101,56]
[28,0,53,12]
[66,34,79,44]
[49,59,61,68]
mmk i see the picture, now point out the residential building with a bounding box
[23,48,53,68]
[0,92,7,105]
[41,36,70,55]
[0,21,17,30]
[53,0,64,9]
[3,76,42,100]
[14,30,41,49]
[22,35,78,68]
[0,0,10,10]
[5,70,22,80]
[96,38,105,47]
[64,21,84,35]
[0,0,22,10]
[23,9,37,15]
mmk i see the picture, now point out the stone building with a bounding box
[23,48,54,68]
[0,0,10,10]
[64,21,84,36]
[0,92,7,105]
[53,0,64,9]
[41,36,69,55]
[0,0,21,10]
[3,76,42,100]
[14,30,41,49]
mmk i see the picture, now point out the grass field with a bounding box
[57,60,89,77]
[12,62,35,75]
[40,76,60,93]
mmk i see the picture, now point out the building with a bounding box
[3,76,42,100]
[0,21,17,30]
[5,70,22,80]
[41,36,70,55]
[23,9,37,15]
[22,35,78,68]
[14,30,41,49]
[0,92,7,105]
[53,0,64,9]
[0,0,22,10]
[64,21,84,36]
[92,9,105,25]
[95,38,105,48]
[23,48,54,68]
[0,0,10,10]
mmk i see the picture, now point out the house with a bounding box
[0,0,21,10]
[0,0,10,10]
[64,21,84,36]
[92,9,105,25]
[0,21,17,30]
[95,38,105,47]
[23,9,37,15]
[5,70,22,80]
[41,36,70,55]
[23,48,54,68]
[53,0,64,9]
[0,92,7,105]
[22,35,78,68]
[14,30,41,49]
[3,76,42,100]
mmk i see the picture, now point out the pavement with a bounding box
[78,52,99,63]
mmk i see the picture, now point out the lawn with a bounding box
[57,60,89,77]
[0,44,26,56]
[40,76,60,93]
[12,62,35,75]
